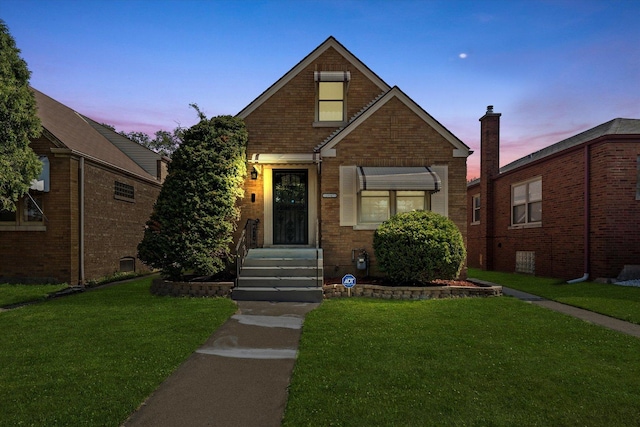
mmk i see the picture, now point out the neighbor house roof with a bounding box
[32,88,159,182]
[468,117,640,187]
[237,36,391,119]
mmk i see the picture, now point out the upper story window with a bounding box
[314,71,350,125]
[472,194,480,224]
[512,178,542,226]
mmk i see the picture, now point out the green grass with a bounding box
[0,283,69,307]
[0,277,236,427]
[284,298,640,426]
[468,268,640,324]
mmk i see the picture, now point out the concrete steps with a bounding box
[233,248,323,302]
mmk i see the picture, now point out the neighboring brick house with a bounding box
[467,106,640,281]
[236,37,471,278]
[0,89,168,285]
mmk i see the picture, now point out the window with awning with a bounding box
[356,167,441,192]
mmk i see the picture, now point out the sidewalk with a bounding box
[488,283,640,338]
[122,301,319,427]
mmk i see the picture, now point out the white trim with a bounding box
[262,165,318,247]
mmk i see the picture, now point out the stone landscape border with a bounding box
[151,278,502,300]
[322,283,502,299]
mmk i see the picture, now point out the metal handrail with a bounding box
[235,219,259,286]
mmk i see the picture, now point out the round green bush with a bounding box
[373,210,466,284]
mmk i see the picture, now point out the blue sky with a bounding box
[3,0,639,179]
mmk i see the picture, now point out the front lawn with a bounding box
[468,268,640,324]
[284,298,640,426]
[0,283,69,307]
[0,277,236,427]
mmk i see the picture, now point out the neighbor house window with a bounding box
[0,194,45,229]
[114,181,135,202]
[314,71,350,124]
[359,190,428,223]
[472,194,480,224]
[512,178,542,226]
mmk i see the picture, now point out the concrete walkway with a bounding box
[122,301,319,427]
[471,281,640,338]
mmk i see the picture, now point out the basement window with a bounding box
[114,181,135,202]
[119,257,135,272]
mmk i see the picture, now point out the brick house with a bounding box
[0,89,168,285]
[467,106,640,281]
[236,37,471,280]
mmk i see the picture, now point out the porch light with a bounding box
[250,167,259,180]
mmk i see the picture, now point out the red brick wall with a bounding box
[83,162,160,281]
[0,137,79,284]
[467,137,640,280]
[0,137,161,285]
[320,98,467,278]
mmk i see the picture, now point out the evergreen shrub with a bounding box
[137,114,247,280]
[373,210,466,284]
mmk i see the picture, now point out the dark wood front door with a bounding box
[273,170,308,245]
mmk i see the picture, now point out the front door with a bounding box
[273,170,308,245]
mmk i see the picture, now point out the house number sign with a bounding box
[322,193,338,198]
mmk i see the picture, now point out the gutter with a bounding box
[79,156,85,285]
[567,144,590,283]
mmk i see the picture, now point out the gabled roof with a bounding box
[237,36,391,119]
[501,118,640,174]
[317,86,470,158]
[32,88,159,182]
[468,117,640,187]
[82,115,164,178]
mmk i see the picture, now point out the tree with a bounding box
[137,113,247,280]
[0,20,42,211]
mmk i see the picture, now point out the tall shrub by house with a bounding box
[138,114,247,280]
[373,210,466,284]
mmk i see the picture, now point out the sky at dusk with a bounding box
[2,0,639,180]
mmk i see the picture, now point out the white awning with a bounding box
[314,71,351,82]
[250,153,319,164]
[357,167,441,192]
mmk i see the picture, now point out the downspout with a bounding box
[567,145,590,284]
[79,156,85,285]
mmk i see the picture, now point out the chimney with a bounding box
[480,105,501,180]
[479,105,501,270]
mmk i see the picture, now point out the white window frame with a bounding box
[511,177,542,228]
[471,194,480,225]
[357,190,430,225]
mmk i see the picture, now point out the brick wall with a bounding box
[320,98,467,278]
[0,137,162,285]
[0,137,79,283]
[467,137,640,280]
[83,162,160,281]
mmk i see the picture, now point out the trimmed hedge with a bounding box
[373,210,466,284]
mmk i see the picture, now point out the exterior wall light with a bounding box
[250,167,258,180]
